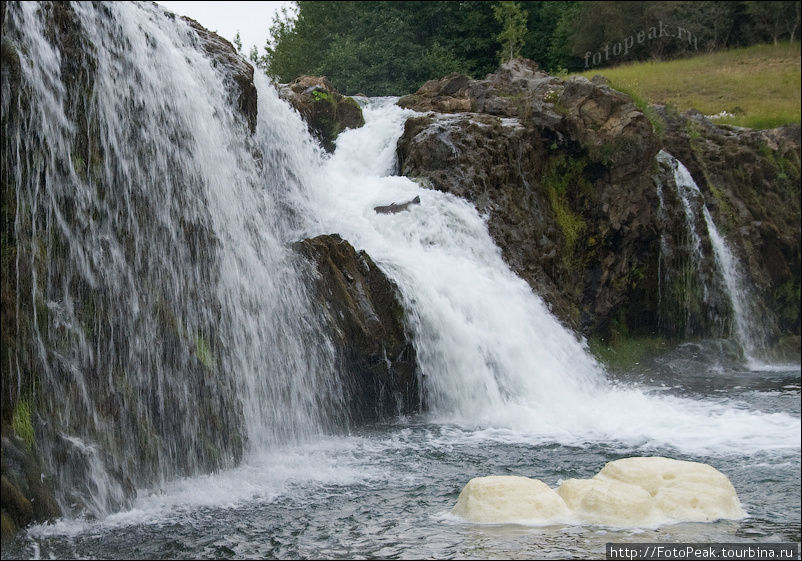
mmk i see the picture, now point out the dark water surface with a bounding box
[4,356,800,560]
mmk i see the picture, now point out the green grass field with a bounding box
[574,42,801,129]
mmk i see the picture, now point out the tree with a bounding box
[493,1,528,64]
[745,1,801,44]
[520,1,575,70]
[233,31,242,53]
[249,45,266,71]
[262,1,500,95]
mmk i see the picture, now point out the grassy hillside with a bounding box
[575,42,801,129]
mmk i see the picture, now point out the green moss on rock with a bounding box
[11,400,34,450]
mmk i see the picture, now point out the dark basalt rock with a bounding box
[279,76,365,152]
[293,235,419,423]
[397,59,661,339]
[1,2,252,540]
[397,58,800,344]
[657,107,801,336]
[1,433,60,543]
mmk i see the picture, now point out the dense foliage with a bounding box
[250,1,801,95]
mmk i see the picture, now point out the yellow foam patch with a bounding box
[451,475,570,524]
[451,457,745,527]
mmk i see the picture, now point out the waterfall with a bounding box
[3,2,797,527]
[702,207,771,369]
[654,151,725,339]
[657,151,774,367]
[304,98,797,451]
[2,1,344,517]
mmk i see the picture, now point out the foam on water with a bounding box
[4,1,346,516]
[25,435,381,539]
[4,3,798,542]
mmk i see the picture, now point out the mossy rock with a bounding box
[1,511,18,543]
[281,76,365,152]
[293,234,419,423]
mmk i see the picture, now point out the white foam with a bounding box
[452,457,746,528]
[558,477,658,527]
[451,476,571,524]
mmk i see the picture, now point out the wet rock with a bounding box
[657,107,801,336]
[1,3,249,541]
[293,234,419,424]
[397,59,660,338]
[280,76,365,152]
[182,17,257,133]
[397,57,799,343]
[1,433,60,543]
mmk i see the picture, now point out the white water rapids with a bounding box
[20,93,798,548]
[299,97,799,454]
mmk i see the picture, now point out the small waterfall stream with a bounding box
[657,151,775,368]
[303,99,797,449]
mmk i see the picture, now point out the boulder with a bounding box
[280,76,365,152]
[293,234,419,424]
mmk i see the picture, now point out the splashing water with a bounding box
[2,4,798,541]
[302,99,800,454]
[3,1,344,516]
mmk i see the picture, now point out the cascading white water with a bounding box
[302,98,799,452]
[654,150,724,339]
[661,151,773,368]
[702,207,776,370]
[3,1,344,516]
[4,2,798,534]
[663,152,707,267]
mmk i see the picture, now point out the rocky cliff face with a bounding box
[658,108,801,338]
[294,235,419,424]
[181,16,258,133]
[394,59,800,347]
[0,2,413,539]
[397,59,663,339]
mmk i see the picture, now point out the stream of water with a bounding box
[6,93,800,561]
[2,3,799,559]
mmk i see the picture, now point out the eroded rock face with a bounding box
[1,434,60,543]
[1,2,257,537]
[293,235,419,424]
[658,108,801,338]
[397,59,661,338]
[396,58,800,343]
[280,76,365,152]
